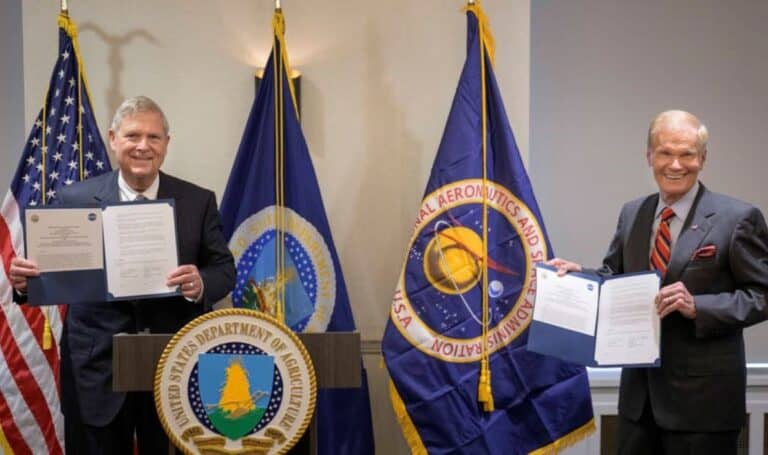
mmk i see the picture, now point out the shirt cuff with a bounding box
[184,280,205,304]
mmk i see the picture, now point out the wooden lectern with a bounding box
[113,331,361,455]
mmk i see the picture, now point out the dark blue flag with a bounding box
[0,13,111,454]
[219,10,374,455]
[382,4,594,454]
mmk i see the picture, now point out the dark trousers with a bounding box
[617,400,738,455]
[65,391,175,455]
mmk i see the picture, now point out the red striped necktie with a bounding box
[650,207,676,277]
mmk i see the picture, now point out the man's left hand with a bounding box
[167,265,203,301]
[655,281,697,319]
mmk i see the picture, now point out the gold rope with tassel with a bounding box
[271,8,302,325]
[76,24,84,183]
[58,13,99,105]
[272,9,286,324]
[40,82,52,350]
[39,7,53,348]
[272,10,300,121]
[39,12,99,350]
[465,0,495,413]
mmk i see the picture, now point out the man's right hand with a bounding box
[9,257,40,293]
[544,258,583,276]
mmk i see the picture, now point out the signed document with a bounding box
[102,201,178,299]
[529,264,660,367]
[594,273,660,366]
[24,201,179,305]
[25,208,104,272]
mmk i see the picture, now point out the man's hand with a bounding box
[544,258,583,276]
[8,257,40,293]
[167,264,203,301]
[655,281,697,319]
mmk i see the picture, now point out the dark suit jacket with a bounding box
[598,183,768,431]
[57,170,235,426]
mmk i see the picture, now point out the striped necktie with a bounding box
[650,207,676,277]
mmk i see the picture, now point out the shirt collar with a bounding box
[655,181,699,221]
[118,171,160,201]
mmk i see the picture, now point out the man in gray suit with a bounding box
[548,110,768,454]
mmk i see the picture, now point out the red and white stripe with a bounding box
[0,190,65,455]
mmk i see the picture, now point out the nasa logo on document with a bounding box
[391,179,546,363]
[154,309,316,455]
[226,206,335,333]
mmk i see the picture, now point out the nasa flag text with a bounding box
[381,4,595,454]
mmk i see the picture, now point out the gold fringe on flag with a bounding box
[528,419,596,455]
[0,425,12,454]
[388,381,428,455]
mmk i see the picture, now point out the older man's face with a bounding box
[646,124,705,205]
[109,111,169,191]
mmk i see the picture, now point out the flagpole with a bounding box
[272,7,286,324]
[45,0,73,350]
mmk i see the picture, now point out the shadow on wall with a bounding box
[78,23,158,127]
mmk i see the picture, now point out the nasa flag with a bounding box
[219,9,374,454]
[381,4,594,454]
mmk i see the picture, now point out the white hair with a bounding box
[647,110,708,153]
[110,95,170,135]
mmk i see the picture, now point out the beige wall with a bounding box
[1,0,24,190]
[22,1,530,452]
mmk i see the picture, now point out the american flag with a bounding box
[0,13,111,454]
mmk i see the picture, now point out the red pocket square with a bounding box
[692,245,717,259]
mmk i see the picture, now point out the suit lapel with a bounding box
[626,194,658,272]
[93,171,120,204]
[156,172,184,264]
[665,185,714,284]
[157,171,181,201]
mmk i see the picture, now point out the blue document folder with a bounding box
[528,264,661,368]
[24,200,181,305]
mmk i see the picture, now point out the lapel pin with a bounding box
[690,224,698,230]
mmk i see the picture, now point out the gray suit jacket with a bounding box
[599,183,768,431]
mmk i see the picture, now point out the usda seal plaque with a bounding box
[154,309,317,454]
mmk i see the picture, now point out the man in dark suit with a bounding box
[548,110,768,454]
[9,96,236,454]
